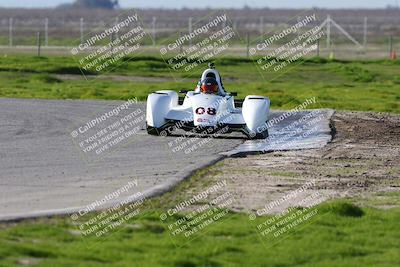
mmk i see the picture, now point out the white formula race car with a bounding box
[146,63,270,139]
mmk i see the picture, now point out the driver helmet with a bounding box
[200,77,218,94]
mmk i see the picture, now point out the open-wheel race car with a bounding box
[145,63,270,139]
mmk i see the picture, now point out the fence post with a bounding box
[9,18,13,47]
[37,32,41,57]
[179,32,183,54]
[188,17,192,46]
[233,19,237,31]
[45,18,49,47]
[115,17,119,40]
[389,35,393,59]
[326,15,331,49]
[297,16,301,37]
[152,16,157,46]
[110,32,114,56]
[317,38,320,57]
[363,17,367,47]
[80,18,84,43]
[246,33,250,58]
[259,16,264,35]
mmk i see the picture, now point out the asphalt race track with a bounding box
[0,98,333,220]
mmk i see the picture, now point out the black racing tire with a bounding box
[234,99,244,108]
[245,129,269,140]
[146,124,169,136]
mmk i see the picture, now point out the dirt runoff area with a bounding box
[183,111,400,214]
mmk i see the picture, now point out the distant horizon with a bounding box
[0,0,398,10]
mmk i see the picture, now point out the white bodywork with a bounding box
[146,68,270,138]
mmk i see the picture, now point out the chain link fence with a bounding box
[0,8,399,59]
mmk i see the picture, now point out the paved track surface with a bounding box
[0,99,333,220]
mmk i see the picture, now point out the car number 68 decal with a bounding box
[195,107,216,115]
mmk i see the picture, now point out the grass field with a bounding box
[1,206,400,267]
[0,55,399,113]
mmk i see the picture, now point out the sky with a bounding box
[0,0,398,9]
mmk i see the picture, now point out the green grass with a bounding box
[0,55,399,113]
[0,202,399,266]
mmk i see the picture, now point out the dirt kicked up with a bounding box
[183,111,400,214]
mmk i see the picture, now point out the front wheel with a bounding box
[245,129,269,140]
[146,124,169,136]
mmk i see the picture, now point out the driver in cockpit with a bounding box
[196,63,226,95]
[199,77,219,94]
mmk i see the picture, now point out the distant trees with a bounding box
[64,0,119,9]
